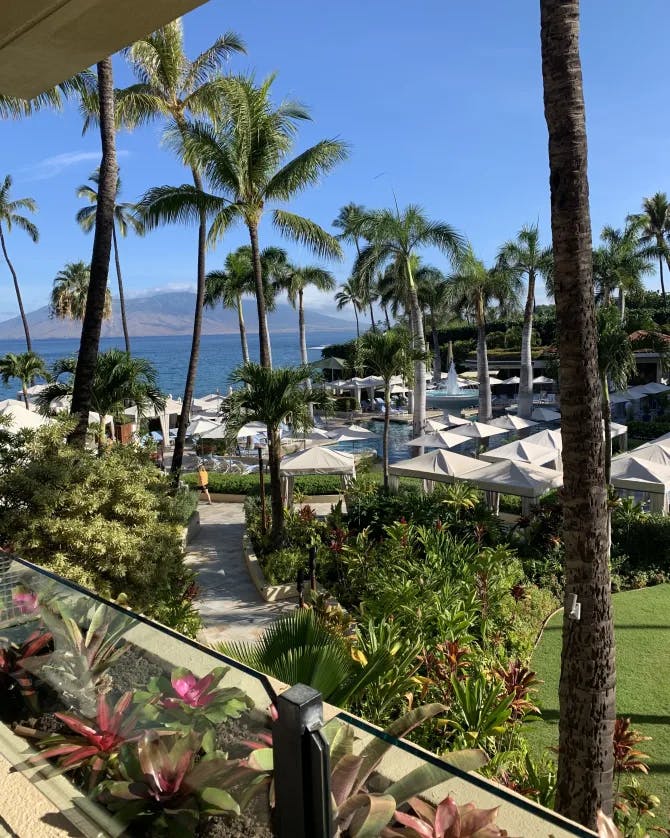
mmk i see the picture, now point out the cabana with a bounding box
[444,413,471,427]
[489,415,538,431]
[280,446,355,506]
[326,424,377,444]
[632,442,670,468]
[408,430,465,449]
[0,399,52,431]
[531,407,561,422]
[523,429,563,450]
[610,456,670,514]
[311,357,348,381]
[466,459,563,516]
[450,421,508,441]
[480,440,560,469]
[388,449,483,492]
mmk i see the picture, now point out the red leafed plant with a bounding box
[382,795,511,837]
[492,659,541,720]
[0,629,52,710]
[613,717,651,775]
[26,691,147,789]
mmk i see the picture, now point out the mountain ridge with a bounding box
[0,291,352,339]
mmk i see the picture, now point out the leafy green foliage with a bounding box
[182,470,345,495]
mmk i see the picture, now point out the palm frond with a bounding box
[273,210,343,260]
[137,184,225,230]
[265,139,349,201]
[183,32,247,91]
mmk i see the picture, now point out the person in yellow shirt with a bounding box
[197,465,212,505]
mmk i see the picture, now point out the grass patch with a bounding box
[525,584,670,821]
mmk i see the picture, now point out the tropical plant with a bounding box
[26,691,146,790]
[118,20,245,474]
[95,731,260,835]
[50,261,111,323]
[0,174,38,351]
[139,73,346,373]
[416,264,453,383]
[613,718,651,777]
[335,279,364,337]
[497,225,553,417]
[355,206,464,444]
[444,673,514,752]
[448,246,521,421]
[593,224,652,322]
[491,659,541,720]
[76,169,143,353]
[357,329,415,487]
[0,351,47,409]
[382,794,510,837]
[37,349,165,449]
[540,1,616,826]
[597,305,636,482]
[135,667,252,753]
[628,192,670,305]
[334,202,380,330]
[0,629,52,711]
[219,608,397,707]
[221,363,330,544]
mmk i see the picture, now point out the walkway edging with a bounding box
[242,535,298,603]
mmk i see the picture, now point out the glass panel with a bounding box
[0,557,275,837]
[323,711,596,838]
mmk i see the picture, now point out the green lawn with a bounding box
[525,584,670,820]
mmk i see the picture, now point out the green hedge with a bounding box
[627,420,670,441]
[612,515,670,572]
[182,471,347,495]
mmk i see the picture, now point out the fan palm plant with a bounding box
[335,279,364,337]
[355,206,464,445]
[139,74,346,373]
[597,306,636,483]
[357,329,415,488]
[416,264,452,384]
[37,350,165,450]
[0,175,39,352]
[628,192,670,306]
[0,352,47,409]
[76,169,143,353]
[222,363,331,545]
[51,262,111,323]
[448,246,521,422]
[117,20,245,475]
[497,225,553,418]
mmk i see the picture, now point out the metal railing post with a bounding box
[274,683,332,838]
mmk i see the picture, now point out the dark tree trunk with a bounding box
[660,250,668,306]
[383,305,391,330]
[353,305,360,338]
[69,58,117,447]
[170,163,207,477]
[112,223,131,354]
[541,0,615,827]
[0,225,32,352]
[268,427,284,545]
[369,301,376,331]
[248,221,272,369]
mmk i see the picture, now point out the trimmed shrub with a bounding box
[183,471,348,496]
[627,420,670,441]
[612,514,670,574]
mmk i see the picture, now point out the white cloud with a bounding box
[127,282,196,298]
[23,149,129,181]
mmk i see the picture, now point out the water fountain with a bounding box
[427,361,479,407]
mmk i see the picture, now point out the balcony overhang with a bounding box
[0,0,209,98]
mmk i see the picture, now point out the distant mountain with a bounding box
[0,292,352,339]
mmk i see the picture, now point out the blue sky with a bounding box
[1,0,669,321]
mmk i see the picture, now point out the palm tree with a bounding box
[334,203,379,330]
[335,279,363,337]
[0,352,47,409]
[222,363,330,545]
[540,0,615,826]
[448,246,520,422]
[593,224,652,321]
[355,205,464,446]
[118,20,245,475]
[598,306,636,483]
[51,262,111,323]
[629,192,670,305]
[76,169,143,353]
[68,58,118,448]
[357,329,414,488]
[416,264,452,384]
[0,175,38,351]
[139,75,346,374]
[497,225,553,418]
[37,349,165,450]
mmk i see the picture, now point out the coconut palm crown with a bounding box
[50,261,111,323]
[0,352,48,410]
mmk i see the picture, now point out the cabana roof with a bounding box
[610,456,670,493]
[280,446,355,476]
[489,415,538,431]
[408,430,465,449]
[480,440,559,468]
[530,407,561,422]
[0,399,52,430]
[389,449,482,482]
[450,421,508,440]
[523,429,563,451]
[465,459,563,499]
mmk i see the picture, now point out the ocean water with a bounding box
[0,329,356,401]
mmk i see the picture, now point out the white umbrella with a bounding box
[408,430,465,449]
[328,424,377,443]
[444,413,471,427]
[451,421,508,440]
[199,423,229,440]
[425,418,448,432]
[0,399,52,430]
[480,440,560,468]
[488,377,505,386]
[503,376,521,385]
[531,407,561,422]
[489,415,538,431]
[186,418,221,437]
[533,375,555,385]
[237,421,268,438]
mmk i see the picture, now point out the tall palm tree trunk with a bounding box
[353,305,360,337]
[21,382,29,410]
[268,427,284,545]
[0,225,32,352]
[476,307,492,422]
[541,0,615,827]
[248,221,272,369]
[383,304,391,330]
[236,295,250,365]
[601,372,612,483]
[69,57,117,447]
[518,270,536,418]
[298,290,314,420]
[382,384,391,489]
[618,289,626,324]
[171,164,207,477]
[407,260,426,451]
[660,250,667,305]
[368,301,375,331]
[111,223,131,354]
[431,313,441,384]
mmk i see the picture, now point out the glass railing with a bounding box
[0,556,596,838]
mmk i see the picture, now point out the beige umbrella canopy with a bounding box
[280,446,356,506]
[444,413,471,427]
[610,456,670,513]
[632,443,670,468]
[450,421,508,440]
[480,440,560,468]
[389,449,482,483]
[489,414,538,431]
[425,418,448,432]
[0,399,52,430]
[523,429,563,451]
[408,430,465,449]
[466,459,563,498]
[327,424,377,444]
[531,407,562,422]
